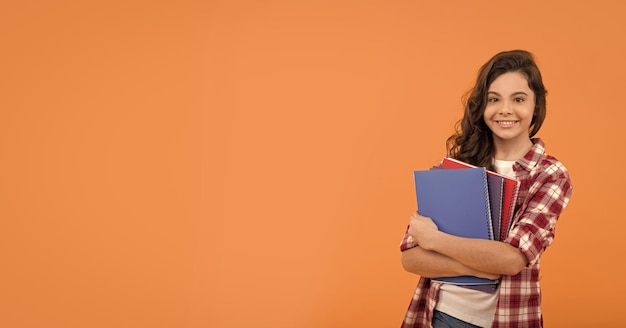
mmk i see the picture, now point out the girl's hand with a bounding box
[408,211,440,250]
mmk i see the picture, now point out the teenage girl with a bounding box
[400,50,573,328]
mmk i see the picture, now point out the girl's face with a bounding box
[483,71,536,146]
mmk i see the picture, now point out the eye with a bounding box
[514,97,525,102]
[488,97,498,103]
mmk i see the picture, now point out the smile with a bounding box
[495,120,518,127]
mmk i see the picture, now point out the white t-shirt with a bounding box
[435,159,516,327]
[494,159,516,180]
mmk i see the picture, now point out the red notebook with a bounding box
[441,157,520,241]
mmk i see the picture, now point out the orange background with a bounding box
[1,1,624,327]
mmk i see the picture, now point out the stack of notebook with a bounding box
[413,157,520,290]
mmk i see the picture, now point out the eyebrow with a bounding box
[487,91,529,96]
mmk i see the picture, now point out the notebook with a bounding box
[441,157,520,241]
[413,167,498,286]
[414,167,493,240]
[432,165,504,240]
[486,176,504,241]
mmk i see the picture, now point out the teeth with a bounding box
[497,121,516,126]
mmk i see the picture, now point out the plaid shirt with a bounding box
[400,139,573,328]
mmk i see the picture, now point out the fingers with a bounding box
[411,211,429,221]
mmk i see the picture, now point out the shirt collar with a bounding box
[515,138,545,172]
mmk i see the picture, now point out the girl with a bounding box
[399,50,573,328]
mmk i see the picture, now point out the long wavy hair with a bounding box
[446,50,547,171]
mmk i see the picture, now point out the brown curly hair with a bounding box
[446,50,547,171]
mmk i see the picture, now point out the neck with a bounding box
[493,137,533,161]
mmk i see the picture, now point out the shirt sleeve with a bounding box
[505,163,573,266]
[400,225,418,251]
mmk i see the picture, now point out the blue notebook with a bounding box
[413,167,498,287]
[430,165,504,240]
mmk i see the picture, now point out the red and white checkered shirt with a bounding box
[400,138,573,328]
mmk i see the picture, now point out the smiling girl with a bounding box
[399,50,573,328]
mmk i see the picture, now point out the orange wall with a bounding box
[2,1,625,327]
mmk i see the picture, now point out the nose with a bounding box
[498,99,513,115]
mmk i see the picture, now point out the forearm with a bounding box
[401,246,500,280]
[425,232,528,276]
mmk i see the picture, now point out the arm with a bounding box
[503,167,573,266]
[409,212,527,276]
[403,161,573,277]
[401,244,501,280]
